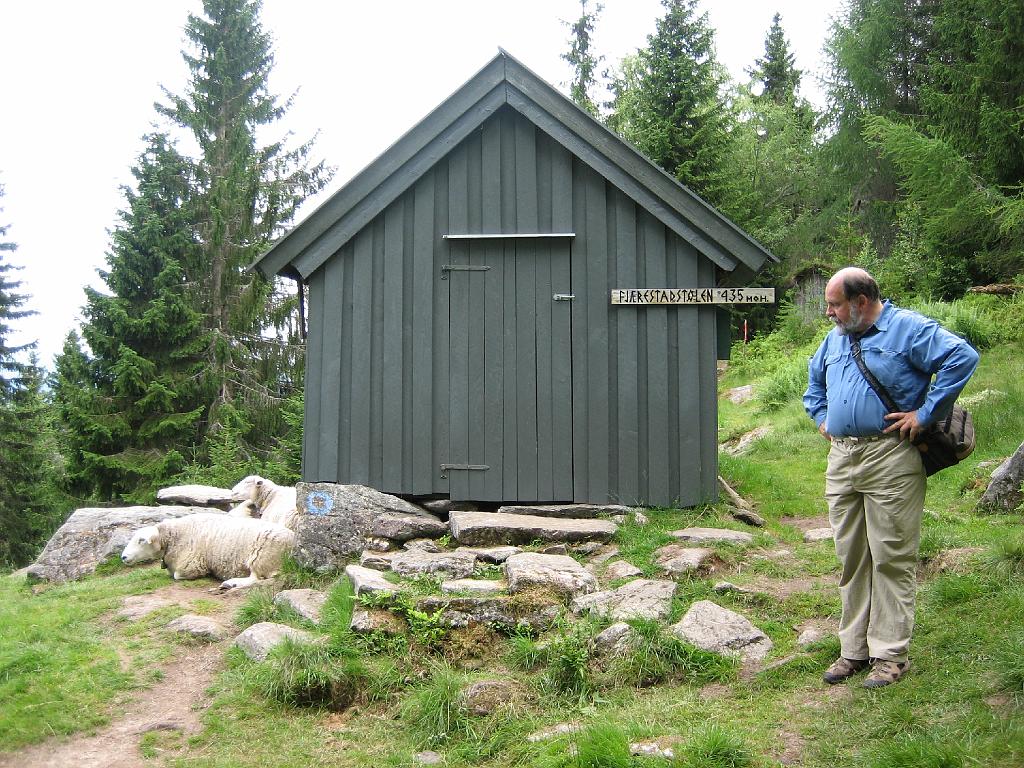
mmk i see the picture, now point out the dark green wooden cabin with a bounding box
[254,51,775,508]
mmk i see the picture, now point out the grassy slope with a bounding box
[2,321,1023,767]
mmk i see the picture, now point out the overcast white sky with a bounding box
[0,0,843,368]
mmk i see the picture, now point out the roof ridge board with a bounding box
[254,55,508,277]
[503,57,776,269]
[291,86,508,279]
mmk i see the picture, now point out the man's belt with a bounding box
[831,433,895,445]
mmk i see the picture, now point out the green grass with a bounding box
[400,661,474,746]
[241,638,367,710]
[680,723,755,768]
[0,566,173,750]
[608,619,736,688]
[569,722,632,768]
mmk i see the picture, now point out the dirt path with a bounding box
[0,582,244,768]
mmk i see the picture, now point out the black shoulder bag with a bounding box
[849,337,975,476]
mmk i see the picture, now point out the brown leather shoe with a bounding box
[862,659,909,689]
[822,656,870,684]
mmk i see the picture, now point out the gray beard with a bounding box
[836,303,862,335]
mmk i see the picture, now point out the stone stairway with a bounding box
[229,492,779,667]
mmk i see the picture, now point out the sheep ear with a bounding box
[256,479,263,487]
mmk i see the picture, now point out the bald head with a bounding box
[824,267,883,335]
[827,267,881,304]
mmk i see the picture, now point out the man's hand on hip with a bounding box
[883,410,922,442]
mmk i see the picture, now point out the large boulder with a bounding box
[27,505,223,583]
[293,483,447,569]
[978,442,1024,513]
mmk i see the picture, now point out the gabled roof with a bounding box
[254,50,776,282]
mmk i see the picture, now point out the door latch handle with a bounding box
[553,293,575,301]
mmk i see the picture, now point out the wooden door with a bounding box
[446,238,573,501]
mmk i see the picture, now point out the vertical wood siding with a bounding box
[304,106,719,507]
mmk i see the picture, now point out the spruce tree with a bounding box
[562,0,604,117]
[750,13,802,107]
[720,13,816,270]
[51,331,94,500]
[0,355,66,567]
[608,0,733,205]
[55,0,330,500]
[0,188,64,566]
[0,186,34,397]
[155,0,329,449]
[54,135,210,501]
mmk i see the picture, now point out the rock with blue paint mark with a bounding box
[292,482,446,569]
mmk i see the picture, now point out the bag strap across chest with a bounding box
[849,336,901,413]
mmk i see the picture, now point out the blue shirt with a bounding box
[803,301,979,437]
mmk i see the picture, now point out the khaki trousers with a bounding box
[825,435,926,663]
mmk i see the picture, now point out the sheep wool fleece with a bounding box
[158,513,295,581]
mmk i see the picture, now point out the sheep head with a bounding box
[230,475,265,503]
[121,525,162,565]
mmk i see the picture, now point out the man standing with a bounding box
[803,268,978,688]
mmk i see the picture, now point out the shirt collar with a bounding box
[872,300,893,332]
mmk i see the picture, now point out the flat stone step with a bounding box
[449,511,616,546]
[360,550,396,570]
[390,550,476,579]
[572,578,676,621]
[441,578,507,595]
[670,600,773,662]
[803,528,834,543]
[344,564,404,595]
[504,552,598,597]
[497,503,636,519]
[166,614,228,642]
[234,622,317,661]
[273,588,328,623]
[669,527,754,545]
[604,560,644,580]
[416,595,558,632]
[654,544,717,576]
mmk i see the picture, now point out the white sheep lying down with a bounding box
[121,513,295,589]
[228,475,298,529]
